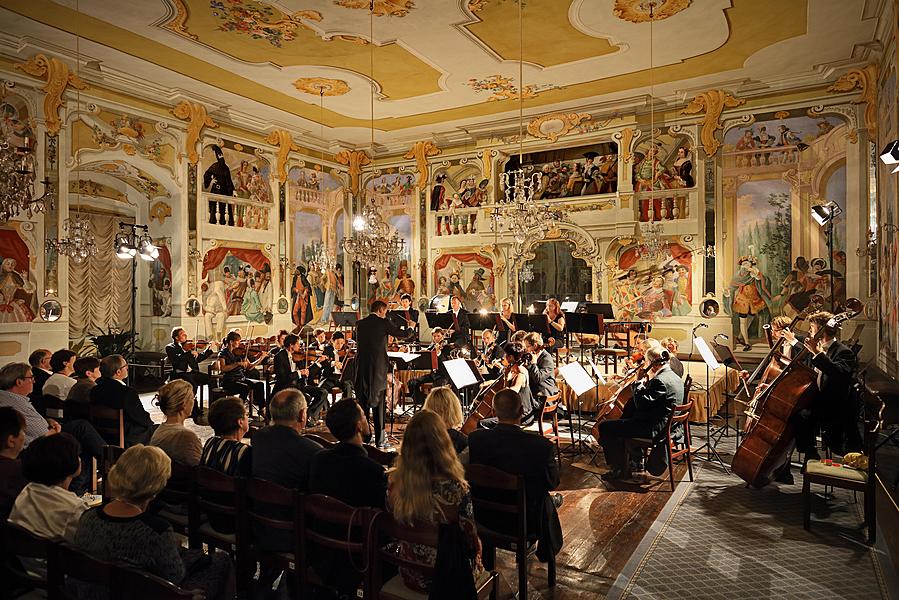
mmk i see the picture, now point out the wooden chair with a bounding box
[298,493,379,599]
[465,464,554,599]
[368,511,498,600]
[52,542,121,599]
[364,443,397,468]
[99,444,126,503]
[189,467,248,590]
[803,386,882,543]
[536,392,563,466]
[303,433,336,448]
[157,460,196,535]
[2,520,61,595]
[627,399,695,492]
[117,564,206,600]
[88,404,125,448]
[42,393,66,422]
[245,478,302,596]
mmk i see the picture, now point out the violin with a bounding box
[182,339,213,352]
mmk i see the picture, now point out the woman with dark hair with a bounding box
[43,349,78,401]
[503,342,535,420]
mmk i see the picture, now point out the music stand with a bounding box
[583,303,616,319]
[443,358,484,409]
[711,341,744,446]
[558,361,598,455]
[565,313,603,364]
[692,336,729,472]
[560,301,580,313]
[425,311,453,332]
[331,312,358,337]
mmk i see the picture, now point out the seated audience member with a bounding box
[90,355,153,447]
[150,380,203,466]
[74,445,235,600]
[200,395,251,535]
[65,357,101,419]
[388,410,482,594]
[27,349,52,405]
[423,386,468,454]
[660,337,685,378]
[467,389,563,565]
[42,349,78,401]
[9,433,89,542]
[0,362,104,495]
[0,407,27,518]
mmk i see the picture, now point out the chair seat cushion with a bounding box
[381,574,428,600]
[805,460,867,483]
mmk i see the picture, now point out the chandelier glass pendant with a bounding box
[0,135,55,223]
[342,200,405,272]
[634,222,667,262]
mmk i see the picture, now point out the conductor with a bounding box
[354,300,415,448]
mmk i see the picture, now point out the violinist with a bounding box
[316,331,354,398]
[522,332,559,414]
[598,345,683,482]
[408,328,452,405]
[218,331,268,410]
[479,342,535,429]
[496,297,516,344]
[543,297,566,348]
[478,329,504,378]
[166,327,219,393]
[446,295,471,347]
[398,293,419,336]
[273,334,328,424]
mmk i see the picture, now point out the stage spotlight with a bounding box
[138,235,159,261]
[811,201,843,226]
[115,232,136,259]
[880,140,899,172]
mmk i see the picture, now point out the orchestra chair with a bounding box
[245,478,302,596]
[157,460,197,536]
[51,541,120,600]
[99,445,126,504]
[298,493,380,599]
[88,404,125,448]
[465,464,554,599]
[2,520,61,596]
[188,467,250,590]
[626,398,695,492]
[536,393,563,467]
[303,433,336,448]
[803,396,880,543]
[367,511,498,600]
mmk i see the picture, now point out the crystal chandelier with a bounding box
[341,200,404,271]
[46,216,98,264]
[313,241,336,273]
[0,136,55,223]
[634,222,667,262]
[519,262,535,283]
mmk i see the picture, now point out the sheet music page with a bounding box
[560,301,579,312]
[386,352,421,363]
[559,362,597,396]
[586,359,607,385]
[444,358,479,388]
[693,337,721,370]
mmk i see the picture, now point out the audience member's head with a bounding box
[207,396,248,438]
[494,388,523,423]
[325,398,368,443]
[156,379,195,420]
[99,355,127,380]
[20,432,81,487]
[269,388,307,429]
[49,349,77,374]
[391,410,465,523]
[0,406,26,458]
[73,357,101,381]
[28,349,51,371]
[107,445,171,507]
[0,363,33,394]
[423,386,463,430]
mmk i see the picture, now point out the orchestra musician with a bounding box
[598,345,683,482]
[398,293,419,336]
[479,342,536,429]
[407,327,453,405]
[354,300,415,448]
[496,297,517,345]
[272,333,328,424]
[544,297,566,348]
[165,327,218,393]
[659,337,685,378]
[446,294,471,347]
[315,331,354,399]
[477,329,504,378]
[218,331,268,411]
[522,332,559,421]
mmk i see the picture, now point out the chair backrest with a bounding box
[101,445,126,502]
[2,520,57,590]
[117,565,205,600]
[369,511,439,590]
[303,433,335,448]
[363,443,396,467]
[300,493,378,557]
[158,460,196,507]
[464,463,526,546]
[89,404,125,447]
[683,375,693,398]
[245,477,300,537]
[42,393,66,421]
[542,392,561,414]
[193,466,243,516]
[53,542,120,599]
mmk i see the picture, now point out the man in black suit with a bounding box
[523,332,559,416]
[27,349,52,406]
[353,300,414,448]
[598,346,683,481]
[446,294,471,348]
[89,354,153,447]
[389,293,419,340]
[272,334,328,423]
[784,310,858,459]
[468,389,563,565]
[407,327,452,405]
[165,327,217,392]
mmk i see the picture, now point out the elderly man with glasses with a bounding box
[89,354,153,447]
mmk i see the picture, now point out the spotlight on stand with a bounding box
[115,232,136,259]
[811,201,842,226]
[137,233,159,261]
[880,140,899,173]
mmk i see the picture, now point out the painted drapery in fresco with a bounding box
[609,242,693,322]
[202,247,272,322]
[433,253,496,311]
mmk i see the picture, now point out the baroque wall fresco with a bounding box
[433,253,496,311]
[632,128,695,190]
[500,142,618,201]
[722,109,847,350]
[877,67,898,367]
[69,107,177,173]
[0,229,37,323]
[1,96,35,149]
[201,247,273,326]
[608,240,693,322]
[201,140,273,203]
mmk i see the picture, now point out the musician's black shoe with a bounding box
[742,344,752,352]
[551,493,564,508]
[600,469,632,482]
[773,465,794,485]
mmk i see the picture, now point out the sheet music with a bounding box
[386,351,421,363]
[444,358,479,388]
[559,362,597,396]
[560,301,579,313]
[586,359,607,385]
[693,337,721,370]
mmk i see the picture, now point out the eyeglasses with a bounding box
[20,376,34,381]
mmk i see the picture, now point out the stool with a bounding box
[594,348,627,374]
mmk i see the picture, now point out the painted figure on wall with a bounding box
[433,254,496,310]
[0,257,35,323]
[394,260,415,299]
[609,244,693,322]
[291,265,314,328]
[723,256,774,351]
[671,147,694,188]
[203,144,235,196]
[634,144,669,191]
[202,280,228,342]
[202,247,272,323]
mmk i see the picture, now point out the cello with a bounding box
[731,299,862,488]
[461,369,506,434]
[591,360,648,444]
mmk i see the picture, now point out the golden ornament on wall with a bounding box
[826,64,878,137]
[14,54,88,136]
[613,0,692,23]
[682,89,745,157]
[293,77,351,96]
[265,129,301,184]
[170,101,218,165]
[617,127,637,164]
[149,201,173,225]
[773,111,790,120]
[334,0,415,17]
[526,112,591,143]
[335,149,371,196]
[403,140,441,190]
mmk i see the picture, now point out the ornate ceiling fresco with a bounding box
[0,0,878,148]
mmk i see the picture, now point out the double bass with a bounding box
[731,299,862,487]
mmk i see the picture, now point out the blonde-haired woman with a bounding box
[74,445,235,599]
[388,411,482,594]
[150,379,202,466]
[423,386,467,454]
[498,296,516,344]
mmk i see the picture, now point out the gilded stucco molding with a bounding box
[335,149,371,196]
[149,201,173,225]
[335,0,415,17]
[826,64,878,138]
[613,0,692,23]
[526,112,591,143]
[403,141,441,190]
[170,101,218,166]
[682,90,745,157]
[293,78,351,96]
[807,105,859,144]
[478,149,497,183]
[161,0,198,41]
[265,129,300,184]
[14,54,88,136]
[613,127,640,164]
